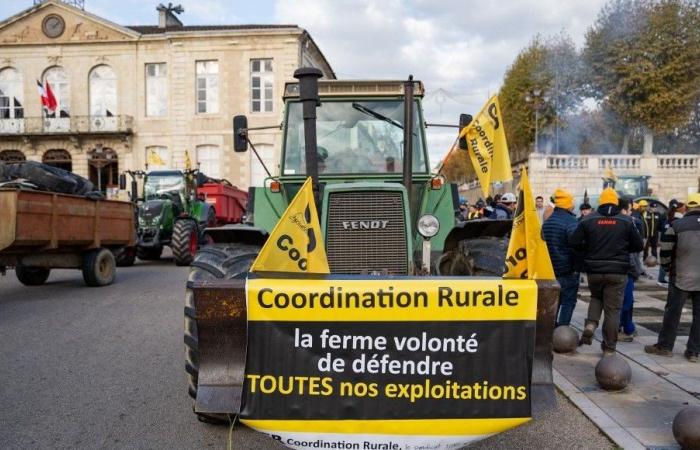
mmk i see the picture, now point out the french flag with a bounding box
[36,79,58,114]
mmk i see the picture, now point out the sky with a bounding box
[1,0,609,165]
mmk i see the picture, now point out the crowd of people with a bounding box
[456,190,700,362]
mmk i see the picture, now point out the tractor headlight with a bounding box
[417,214,439,239]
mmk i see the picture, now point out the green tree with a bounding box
[583,0,700,154]
[498,34,583,161]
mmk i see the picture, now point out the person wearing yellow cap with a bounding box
[569,187,644,354]
[542,188,580,326]
[646,193,700,363]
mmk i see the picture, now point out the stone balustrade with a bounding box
[459,152,699,203]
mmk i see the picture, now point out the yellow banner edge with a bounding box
[240,417,531,435]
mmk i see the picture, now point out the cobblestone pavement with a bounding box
[553,267,700,449]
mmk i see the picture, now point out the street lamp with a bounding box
[525,89,550,154]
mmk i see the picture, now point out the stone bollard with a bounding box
[673,406,700,450]
[552,325,579,354]
[595,355,631,391]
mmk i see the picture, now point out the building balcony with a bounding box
[0,115,133,139]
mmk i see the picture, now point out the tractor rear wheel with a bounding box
[172,220,198,266]
[184,243,261,424]
[15,266,51,286]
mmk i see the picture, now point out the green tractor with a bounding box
[185,69,558,423]
[123,169,214,266]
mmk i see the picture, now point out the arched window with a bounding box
[88,147,118,193]
[0,149,25,163]
[89,65,117,118]
[43,149,72,172]
[0,67,24,120]
[196,145,221,178]
[43,66,70,118]
[250,143,275,186]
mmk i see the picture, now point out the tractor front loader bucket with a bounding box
[532,280,559,414]
[190,279,248,414]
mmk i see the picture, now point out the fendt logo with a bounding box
[342,220,389,230]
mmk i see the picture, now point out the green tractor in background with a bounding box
[121,169,214,266]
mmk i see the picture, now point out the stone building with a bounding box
[0,0,334,194]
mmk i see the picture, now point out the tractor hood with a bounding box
[139,199,168,224]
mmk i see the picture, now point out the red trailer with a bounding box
[197,182,247,225]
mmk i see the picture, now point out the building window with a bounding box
[146,63,167,117]
[0,68,24,119]
[146,145,169,170]
[43,149,72,172]
[251,59,273,113]
[0,149,25,163]
[43,66,70,118]
[195,61,219,114]
[250,144,275,186]
[89,65,117,117]
[196,145,221,178]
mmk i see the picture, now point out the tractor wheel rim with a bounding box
[189,231,197,256]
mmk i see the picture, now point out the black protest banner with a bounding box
[240,276,537,450]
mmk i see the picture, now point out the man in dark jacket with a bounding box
[640,200,663,260]
[569,188,644,353]
[645,193,700,363]
[542,188,579,326]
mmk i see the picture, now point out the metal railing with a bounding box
[0,115,133,135]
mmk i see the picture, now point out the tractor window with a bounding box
[283,100,428,175]
[145,175,185,201]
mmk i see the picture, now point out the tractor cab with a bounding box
[143,170,189,216]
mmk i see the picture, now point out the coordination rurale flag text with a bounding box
[459,95,512,197]
[250,177,330,274]
[503,168,555,280]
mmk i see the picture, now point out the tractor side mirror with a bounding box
[233,115,248,152]
[458,113,473,150]
[119,173,127,190]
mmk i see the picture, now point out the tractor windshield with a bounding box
[144,174,185,201]
[283,100,429,175]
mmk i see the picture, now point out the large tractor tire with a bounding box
[172,220,198,266]
[82,248,116,287]
[15,266,51,286]
[136,246,163,261]
[114,247,136,267]
[437,236,509,276]
[185,243,261,424]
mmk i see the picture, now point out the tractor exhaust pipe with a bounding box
[294,67,323,205]
[403,76,414,210]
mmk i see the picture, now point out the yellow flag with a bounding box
[185,150,192,171]
[503,168,555,280]
[147,149,165,167]
[251,177,330,274]
[459,95,512,197]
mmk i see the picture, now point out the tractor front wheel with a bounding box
[172,220,198,266]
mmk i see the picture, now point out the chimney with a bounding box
[157,3,184,28]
